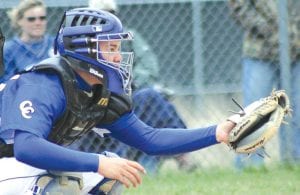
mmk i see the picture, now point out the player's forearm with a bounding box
[14,130,99,172]
[138,126,218,155]
[101,112,218,155]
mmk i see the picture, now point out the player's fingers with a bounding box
[125,163,143,185]
[122,169,140,188]
[126,160,146,174]
[117,174,131,188]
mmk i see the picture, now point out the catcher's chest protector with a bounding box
[29,57,132,146]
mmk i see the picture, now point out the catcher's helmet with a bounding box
[54,8,133,95]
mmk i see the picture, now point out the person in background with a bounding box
[1,0,55,82]
[228,0,300,168]
[70,0,198,174]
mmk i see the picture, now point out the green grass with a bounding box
[124,164,300,195]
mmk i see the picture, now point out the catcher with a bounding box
[0,8,290,194]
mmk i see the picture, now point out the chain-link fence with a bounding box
[0,0,298,171]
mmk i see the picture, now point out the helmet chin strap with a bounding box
[75,69,103,86]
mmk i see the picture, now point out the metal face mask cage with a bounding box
[94,32,134,95]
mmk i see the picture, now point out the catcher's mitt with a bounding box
[227,90,291,154]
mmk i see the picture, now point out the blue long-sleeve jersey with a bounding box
[0,71,218,172]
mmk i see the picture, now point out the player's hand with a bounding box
[97,155,146,188]
[216,120,236,143]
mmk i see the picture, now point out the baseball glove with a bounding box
[227,90,291,154]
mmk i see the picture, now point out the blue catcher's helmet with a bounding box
[54,8,133,95]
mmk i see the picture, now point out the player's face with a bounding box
[94,35,134,94]
[18,6,47,41]
[77,40,123,86]
[98,40,122,66]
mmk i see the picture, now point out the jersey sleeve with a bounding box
[99,112,218,155]
[14,130,99,172]
[0,73,65,141]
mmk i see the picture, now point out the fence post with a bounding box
[277,0,292,162]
